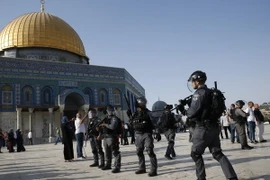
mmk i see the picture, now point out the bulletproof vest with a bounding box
[102,115,120,135]
[132,110,153,132]
[160,112,175,130]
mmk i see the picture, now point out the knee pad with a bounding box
[212,151,224,161]
[136,149,144,156]
[146,148,156,158]
[190,151,202,162]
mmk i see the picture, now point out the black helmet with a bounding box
[235,100,245,107]
[136,96,147,108]
[188,70,207,83]
[106,105,115,116]
[164,104,173,110]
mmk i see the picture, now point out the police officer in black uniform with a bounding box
[234,100,253,150]
[128,96,158,177]
[87,109,105,168]
[177,70,238,180]
[99,105,121,173]
[156,104,176,160]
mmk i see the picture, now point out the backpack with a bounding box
[209,88,226,120]
[114,116,123,135]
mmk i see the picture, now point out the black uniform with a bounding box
[101,115,121,173]
[87,117,105,168]
[157,111,176,159]
[180,84,237,180]
[130,108,158,176]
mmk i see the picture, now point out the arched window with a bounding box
[99,89,108,105]
[22,86,34,105]
[83,88,94,105]
[113,89,121,105]
[2,85,13,105]
[41,87,52,105]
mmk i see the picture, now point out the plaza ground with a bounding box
[1,125,270,180]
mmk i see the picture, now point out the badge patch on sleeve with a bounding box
[192,94,200,101]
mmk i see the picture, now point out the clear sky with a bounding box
[1,0,269,110]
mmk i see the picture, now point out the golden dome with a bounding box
[0,12,87,58]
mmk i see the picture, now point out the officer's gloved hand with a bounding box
[154,133,161,142]
[127,109,132,117]
[177,104,186,115]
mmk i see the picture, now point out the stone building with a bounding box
[0,4,144,143]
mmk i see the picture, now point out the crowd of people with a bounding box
[0,70,268,180]
[0,128,26,153]
[219,102,267,150]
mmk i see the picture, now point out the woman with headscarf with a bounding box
[61,116,75,162]
[16,129,25,152]
[7,129,15,153]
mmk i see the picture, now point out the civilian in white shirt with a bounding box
[245,101,257,143]
[28,131,33,145]
[75,112,88,159]
[220,113,230,139]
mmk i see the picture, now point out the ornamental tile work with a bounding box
[94,88,98,105]
[36,86,41,105]
[0,57,145,95]
[15,84,20,105]
[109,88,113,105]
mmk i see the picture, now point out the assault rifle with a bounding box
[87,117,107,136]
[124,94,132,118]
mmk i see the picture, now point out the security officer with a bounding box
[177,70,238,180]
[87,109,105,168]
[234,100,253,150]
[156,104,176,160]
[99,105,121,173]
[127,96,158,177]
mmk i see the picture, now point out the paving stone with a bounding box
[0,125,270,180]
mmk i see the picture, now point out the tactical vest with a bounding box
[160,113,175,130]
[102,115,120,136]
[132,111,152,133]
[235,109,246,124]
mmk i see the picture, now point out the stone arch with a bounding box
[22,85,34,105]
[99,88,108,106]
[83,88,94,105]
[64,92,85,111]
[113,88,121,106]
[41,86,53,105]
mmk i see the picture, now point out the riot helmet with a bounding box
[136,96,147,109]
[88,109,97,119]
[164,104,173,111]
[187,70,207,91]
[235,100,245,108]
[106,105,115,116]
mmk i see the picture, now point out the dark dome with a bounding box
[152,100,167,112]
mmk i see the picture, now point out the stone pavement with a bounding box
[1,125,270,180]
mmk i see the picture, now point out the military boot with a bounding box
[148,171,157,177]
[135,169,146,174]
[89,162,99,167]
[101,163,111,170]
[112,168,120,173]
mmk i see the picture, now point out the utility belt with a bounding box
[195,119,218,128]
[102,134,117,138]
